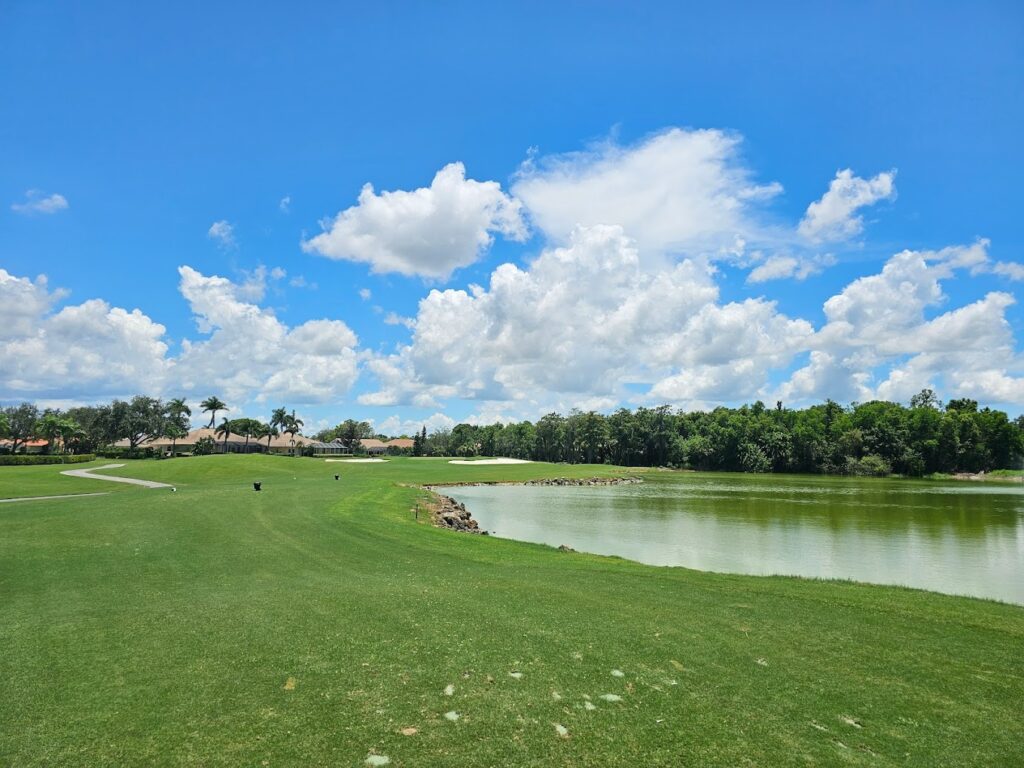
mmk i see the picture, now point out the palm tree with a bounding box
[270,407,288,434]
[258,423,279,451]
[283,410,303,455]
[59,419,86,454]
[216,417,234,453]
[201,396,227,428]
[167,397,191,420]
[236,419,258,453]
[251,422,270,453]
[165,422,187,455]
[287,410,304,435]
[167,398,191,430]
[37,412,64,454]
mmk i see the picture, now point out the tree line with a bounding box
[409,392,1023,475]
[0,396,304,456]
[4,390,1022,474]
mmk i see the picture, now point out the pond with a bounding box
[445,473,1024,604]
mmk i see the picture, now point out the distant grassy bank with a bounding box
[925,468,1024,483]
[1,456,1022,766]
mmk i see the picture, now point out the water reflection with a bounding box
[446,474,1024,604]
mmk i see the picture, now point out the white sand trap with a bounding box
[600,694,623,703]
[553,723,569,739]
[444,684,455,696]
[325,458,387,463]
[611,669,625,677]
[448,458,534,465]
[365,756,391,767]
[508,671,523,679]
[584,701,597,711]
[444,711,460,721]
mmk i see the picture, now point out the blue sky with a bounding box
[2,1,1023,432]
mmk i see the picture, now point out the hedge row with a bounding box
[0,453,97,466]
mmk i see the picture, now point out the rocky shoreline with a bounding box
[420,476,643,535]
[427,476,643,489]
[425,493,488,534]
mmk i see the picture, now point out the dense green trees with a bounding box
[413,393,1022,475]
[0,397,307,457]
[3,390,1021,474]
[313,418,374,448]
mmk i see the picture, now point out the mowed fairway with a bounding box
[1,457,1022,767]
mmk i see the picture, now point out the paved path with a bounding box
[60,463,173,489]
[0,492,111,503]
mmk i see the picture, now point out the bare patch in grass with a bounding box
[444,711,460,721]
[283,677,296,690]
[365,755,391,766]
[839,715,863,729]
[611,669,625,678]
[600,694,623,702]
[444,684,455,696]
[400,727,418,736]
[553,723,569,739]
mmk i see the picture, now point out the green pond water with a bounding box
[445,473,1024,604]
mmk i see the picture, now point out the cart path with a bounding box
[60,463,173,488]
[1,492,111,503]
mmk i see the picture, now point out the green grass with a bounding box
[0,458,138,499]
[1,456,1022,766]
[988,469,1024,478]
[925,469,1024,483]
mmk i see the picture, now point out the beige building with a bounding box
[113,427,309,455]
[359,437,415,455]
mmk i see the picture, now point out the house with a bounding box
[307,439,351,456]
[360,438,389,455]
[112,428,310,455]
[359,437,415,455]
[0,438,49,454]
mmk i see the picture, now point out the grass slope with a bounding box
[1,456,1022,767]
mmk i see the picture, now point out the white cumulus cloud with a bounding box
[173,267,360,404]
[11,190,69,215]
[302,162,527,279]
[0,266,363,407]
[373,412,456,437]
[207,220,236,249]
[512,128,782,259]
[360,225,813,412]
[775,240,1024,407]
[798,169,896,242]
[0,269,169,398]
[747,254,835,283]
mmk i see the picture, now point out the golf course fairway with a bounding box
[1,455,1022,766]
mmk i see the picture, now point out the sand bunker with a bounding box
[447,458,534,465]
[325,458,387,463]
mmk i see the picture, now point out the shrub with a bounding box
[739,442,771,473]
[0,453,96,466]
[844,454,892,477]
[97,447,156,460]
[192,437,216,456]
